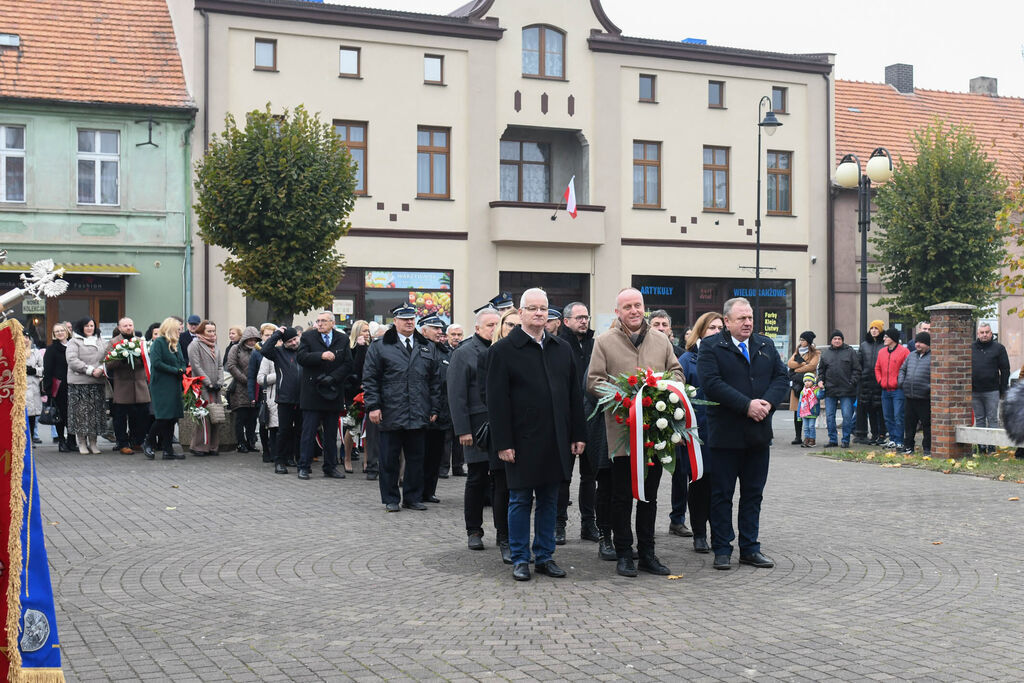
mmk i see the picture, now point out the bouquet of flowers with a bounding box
[182,366,208,425]
[342,392,365,429]
[102,336,146,369]
[591,367,711,501]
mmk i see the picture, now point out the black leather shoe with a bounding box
[286,459,297,467]
[693,537,710,553]
[385,503,400,512]
[713,554,732,570]
[739,552,775,568]
[142,441,155,460]
[237,443,249,453]
[297,469,310,480]
[402,502,427,511]
[174,451,186,460]
[438,472,449,479]
[580,520,601,542]
[274,464,288,475]
[366,472,378,480]
[324,470,346,479]
[512,563,531,581]
[669,522,693,537]
[498,540,512,564]
[598,534,616,561]
[790,437,803,445]
[424,495,440,503]
[452,468,466,476]
[638,554,671,575]
[467,533,484,550]
[535,560,566,578]
[190,449,208,457]
[554,524,566,545]
[616,557,638,577]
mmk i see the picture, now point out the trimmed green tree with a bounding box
[996,172,1024,316]
[871,121,1006,321]
[194,105,357,322]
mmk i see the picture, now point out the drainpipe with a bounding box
[822,72,835,332]
[183,119,195,316]
[200,8,211,317]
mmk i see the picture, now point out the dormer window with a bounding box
[522,26,564,80]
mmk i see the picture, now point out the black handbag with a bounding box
[473,420,490,451]
[38,403,62,426]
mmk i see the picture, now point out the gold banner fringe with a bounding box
[14,668,64,683]
[4,318,28,680]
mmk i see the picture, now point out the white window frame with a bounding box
[77,129,120,206]
[0,124,26,203]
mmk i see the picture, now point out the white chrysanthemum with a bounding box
[656,381,667,391]
[686,385,697,398]
[655,400,666,412]
[654,441,666,450]
[668,393,680,404]
[660,455,672,464]
[670,432,682,444]
[655,417,668,430]
[674,408,684,420]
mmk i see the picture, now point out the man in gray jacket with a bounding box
[447,306,500,550]
[899,332,932,455]
[363,303,442,512]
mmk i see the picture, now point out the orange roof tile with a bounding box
[0,0,192,109]
[836,80,1024,182]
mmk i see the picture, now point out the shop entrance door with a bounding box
[49,294,124,339]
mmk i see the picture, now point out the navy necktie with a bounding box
[322,333,330,347]
[739,341,750,362]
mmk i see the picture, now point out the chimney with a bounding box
[969,76,998,96]
[885,63,914,94]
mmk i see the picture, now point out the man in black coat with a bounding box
[698,297,789,571]
[817,329,861,448]
[556,302,602,546]
[486,288,586,582]
[295,311,353,480]
[972,322,1010,453]
[447,306,500,550]
[262,326,303,475]
[419,314,451,504]
[363,303,442,512]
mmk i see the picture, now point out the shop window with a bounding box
[363,270,452,324]
[522,25,564,79]
[632,140,660,208]
[417,126,449,198]
[1,124,25,202]
[500,140,550,203]
[254,38,277,71]
[334,121,367,195]
[702,145,728,211]
[77,129,119,205]
[767,150,791,215]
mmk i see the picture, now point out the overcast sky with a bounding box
[330,0,1024,97]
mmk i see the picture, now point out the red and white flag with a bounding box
[563,175,577,219]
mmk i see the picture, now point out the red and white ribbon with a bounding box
[140,339,152,382]
[663,380,704,484]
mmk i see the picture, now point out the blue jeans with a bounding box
[825,396,855,444]
[508,482,559,565]
[881,389,905,446]
[802,415,816,440]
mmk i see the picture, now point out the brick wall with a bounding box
[926,302,976,459]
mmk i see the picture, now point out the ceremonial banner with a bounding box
[0,319,65,682]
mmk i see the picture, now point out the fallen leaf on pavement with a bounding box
[667,575,684,580]
[1009,497,1020,502]
[998,474,1005,481]
[881,463,902,468]
[932,541,942,545]
[171,485,179,488]
[48,521,58,526]
[165,506,176,510]
[942,469,952,474]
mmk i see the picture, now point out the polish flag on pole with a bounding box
[563,175,577,219]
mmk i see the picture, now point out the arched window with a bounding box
[522,25,565,79]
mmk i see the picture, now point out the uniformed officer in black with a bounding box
[362,303,442,512]
[418,313,451,504]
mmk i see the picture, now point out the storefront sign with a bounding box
[332,299,354,316]
[20,299,45,315]
[732,287,789,299]
[364,270,451,290]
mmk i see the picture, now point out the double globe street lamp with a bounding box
[754,95,782,328]
[835,148,894,336]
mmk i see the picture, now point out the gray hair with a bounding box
[446,323,463,334]
[519,287,548,308]
[978,322,992,331]
[723,297,751,318]
[649,309,671,322]
[563,301,587,319]
[475,308,500,325]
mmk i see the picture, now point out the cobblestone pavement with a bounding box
[34,415,1024,682]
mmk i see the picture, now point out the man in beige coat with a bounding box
[104,317,151,454]
[587,288,684,578]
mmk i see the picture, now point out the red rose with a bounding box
[642,396,653,407]
[627,375,639,386]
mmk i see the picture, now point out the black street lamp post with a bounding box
[835,148,894,336]
[754,95,782,329]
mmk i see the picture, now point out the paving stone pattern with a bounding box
[34,415,1024,681]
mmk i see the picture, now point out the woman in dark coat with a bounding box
[856,320,887,444]
[343,320,370,473]
[143,317,186,460]
[42,322,72,451]
[226,326,260,452]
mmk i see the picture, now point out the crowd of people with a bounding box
[25,290,1017,582]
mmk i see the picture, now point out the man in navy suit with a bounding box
[697,297,789,571]
[295,310,353,480]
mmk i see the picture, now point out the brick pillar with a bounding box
[925,302,976,459]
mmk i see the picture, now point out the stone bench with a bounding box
[954,425,1021,448]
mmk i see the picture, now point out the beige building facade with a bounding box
[178,0,834,354]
